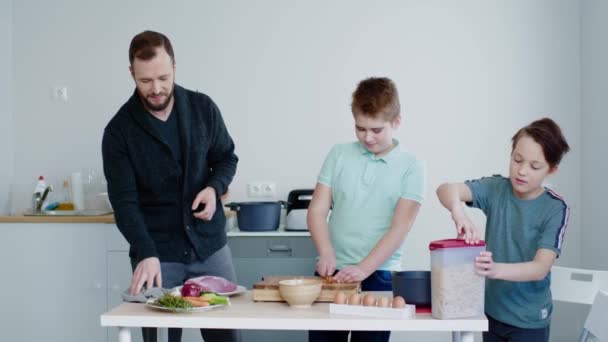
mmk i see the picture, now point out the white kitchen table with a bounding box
[101,291,487,342]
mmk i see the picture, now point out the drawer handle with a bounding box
[268,245,292,252]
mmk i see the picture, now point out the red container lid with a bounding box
[429,238,485,250]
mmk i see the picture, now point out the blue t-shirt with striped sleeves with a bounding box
[465,175,569,329]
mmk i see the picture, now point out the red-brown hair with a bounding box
[511,118,570,168]
[129,31,175,64]
[351,77,400,121]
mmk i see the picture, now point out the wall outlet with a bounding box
[247,181,277,198]
[51,85,68,102]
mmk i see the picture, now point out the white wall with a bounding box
[3,1,590,341]
[9,0,582,269]
[0,0,14,215]
[581,0,608,271]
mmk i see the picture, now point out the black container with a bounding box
[392,270,431,307]
[225,201,285,231]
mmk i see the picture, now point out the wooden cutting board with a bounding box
[252,275,361,302]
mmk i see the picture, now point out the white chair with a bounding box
[551,266,607,305]
[581,289,608,341]
[551,266,608,341]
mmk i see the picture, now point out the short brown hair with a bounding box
[129,30,175,64]
[351,77,400,121]
[511,117,570,168]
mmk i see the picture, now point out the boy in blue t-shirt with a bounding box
[308,77,425,342]
[436,118,570,342]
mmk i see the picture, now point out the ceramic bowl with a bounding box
[278,278,322,308]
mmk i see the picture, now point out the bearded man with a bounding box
[102,30,239,342]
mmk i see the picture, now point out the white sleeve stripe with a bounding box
[546,188,569,250]
[556,206,569,250]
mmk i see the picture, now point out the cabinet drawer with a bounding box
[228,236,317,258]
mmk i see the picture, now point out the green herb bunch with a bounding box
[156,294,193,309]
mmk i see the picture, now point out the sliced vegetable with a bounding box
[183,296,211,307]
[200,292,230,305]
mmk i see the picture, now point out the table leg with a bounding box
[453,331,474,342]
[118,327,131,342]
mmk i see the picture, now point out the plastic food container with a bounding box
[429,239,486,319]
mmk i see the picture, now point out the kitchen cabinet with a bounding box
[0,220,317,342]
[107,251,145,342]
[229,235,316,342]
[0,223,108,342]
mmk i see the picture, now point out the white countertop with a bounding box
[101,291,487,332]
[226,226,310,237]
[0,214,311,237]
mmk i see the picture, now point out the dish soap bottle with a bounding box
[32,175,47,211]
[34,175,47,194]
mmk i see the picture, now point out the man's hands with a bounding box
[192,187,217,221]
[129,257,162,295]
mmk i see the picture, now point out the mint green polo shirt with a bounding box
[317,140,426,271]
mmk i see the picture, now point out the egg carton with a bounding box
[329,303,416,319]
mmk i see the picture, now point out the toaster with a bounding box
[285,189,314,231]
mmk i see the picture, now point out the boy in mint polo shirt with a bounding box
[436,118,571,342]
[308,77,425,342]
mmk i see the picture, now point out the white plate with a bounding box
[146,302,226,313]
[174,285,247,297]
[217,285,247,296]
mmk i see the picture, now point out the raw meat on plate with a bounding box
[185,275,238,293]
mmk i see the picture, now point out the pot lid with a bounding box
[429,238,485,250]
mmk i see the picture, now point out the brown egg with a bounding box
[392,296,406,308]
[334,291,347,305]
[348,293,361,305]
[362,294,377,307]
[377,296,390,308]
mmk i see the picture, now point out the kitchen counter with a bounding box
[0,220,314,342]
[101,291,487,342]
[227,226,310,237]
[0,214,115,223]
[0,215,311,236]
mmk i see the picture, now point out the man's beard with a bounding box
[139,86,174,112]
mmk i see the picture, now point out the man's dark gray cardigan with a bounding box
[102,85,238,263]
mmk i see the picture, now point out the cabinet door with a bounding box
[107,251,146,342]
[229,236,317,342]
[105,234,318,342]
[107,235,197,342]
[0,224,108,342]
[232,257,316,288]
